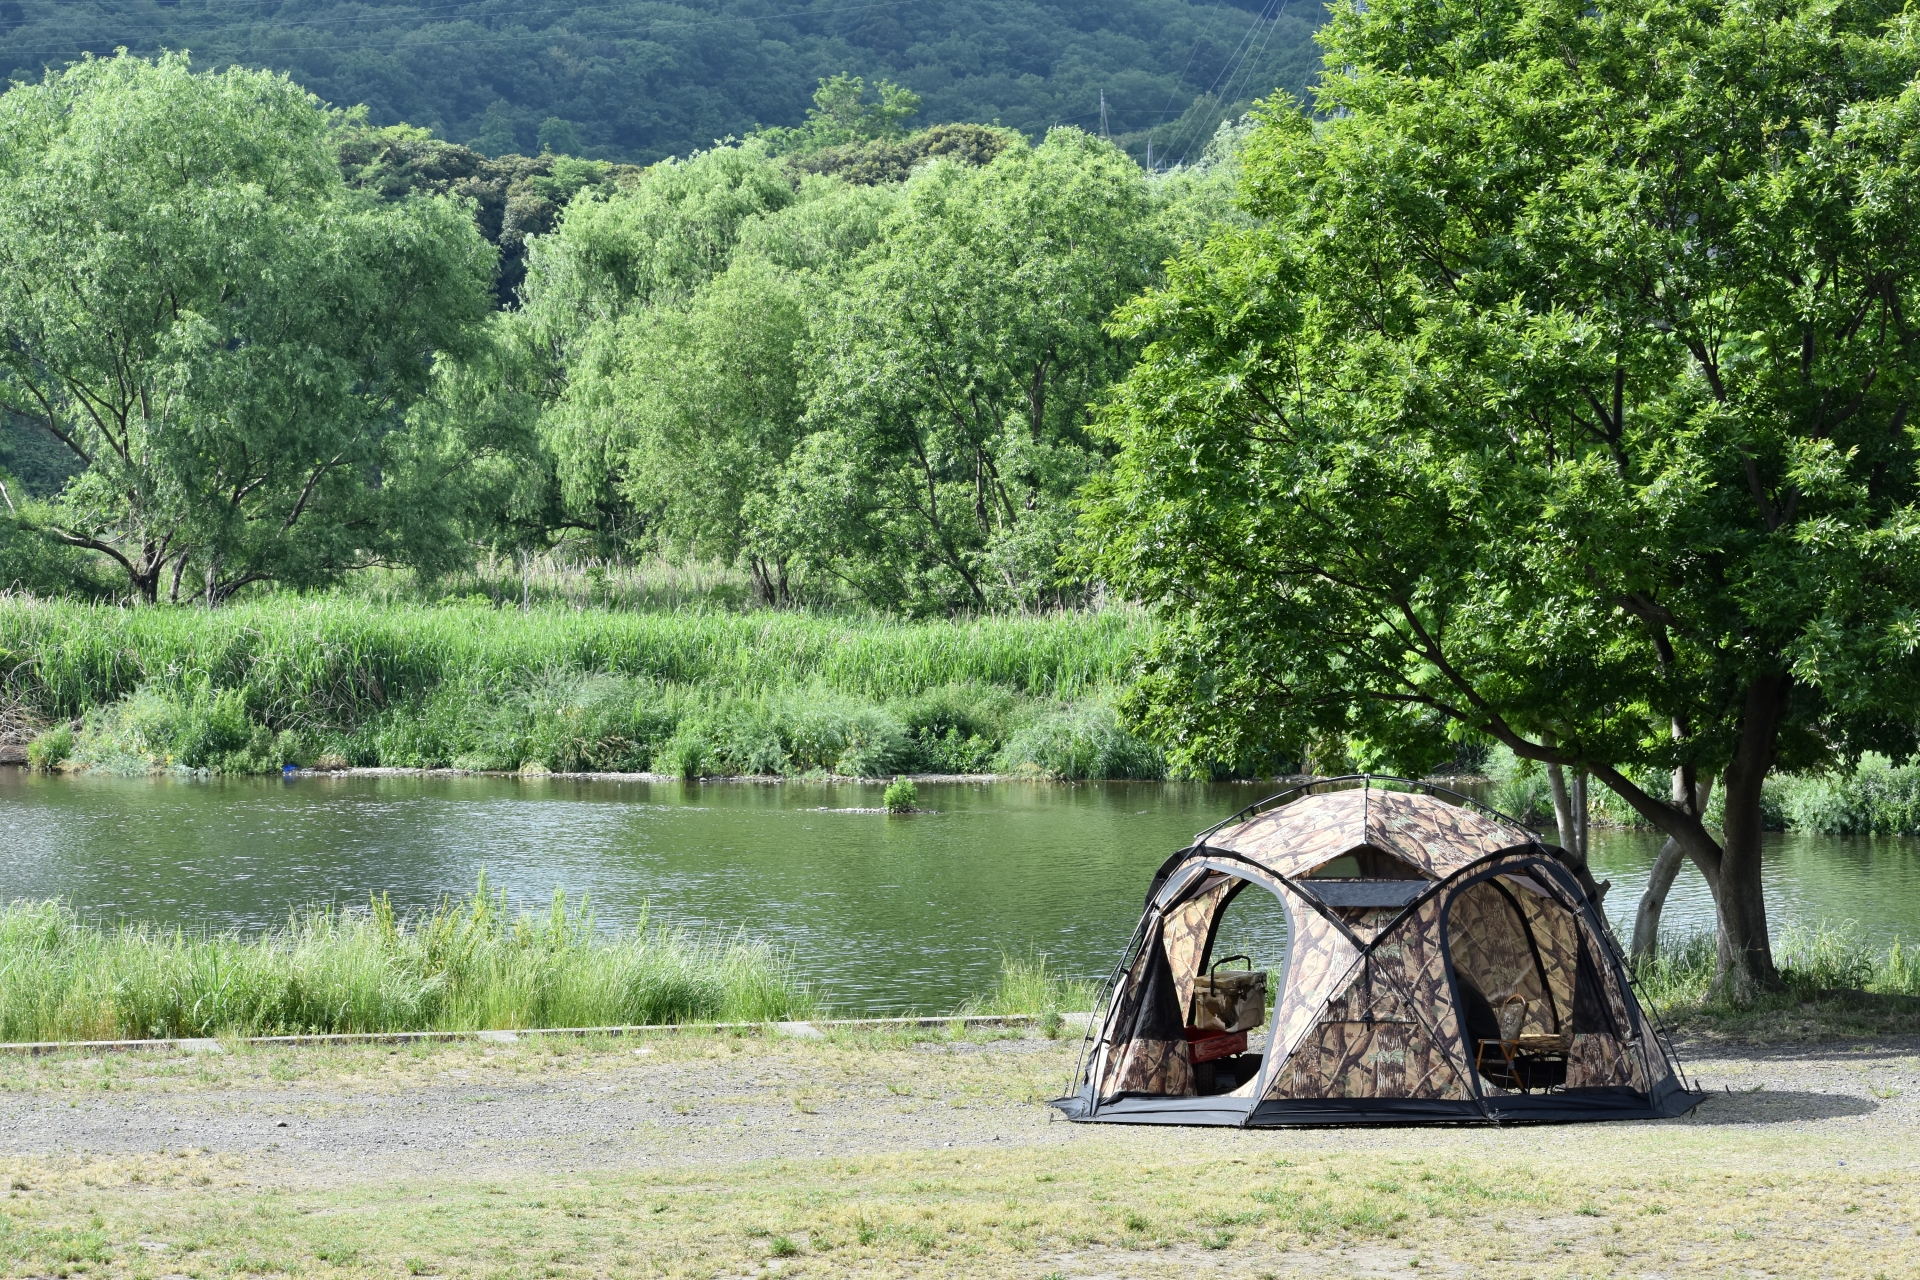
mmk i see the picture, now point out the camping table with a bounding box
[1476,1032,1572,1092]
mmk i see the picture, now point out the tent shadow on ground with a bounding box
[1672,1090,1879,1124]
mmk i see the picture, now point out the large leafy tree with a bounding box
[790,129,1166,613]
[519,141,802,554]
[1088,0,1920,998]
[0,53,496,603]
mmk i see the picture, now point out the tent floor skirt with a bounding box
[1049,1093,1255,1126]
[1051,1085,1707,1127]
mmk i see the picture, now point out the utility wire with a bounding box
[1172,0,1286,167]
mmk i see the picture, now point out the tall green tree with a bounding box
[520,141,801,552]
[1087,0,1920,998]
[790,128,1165,613]
[0,53,495,603]
[533,173,898,597]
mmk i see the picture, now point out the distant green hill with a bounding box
[0,0,1323,165]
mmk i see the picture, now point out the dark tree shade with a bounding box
[0,0,1323,165]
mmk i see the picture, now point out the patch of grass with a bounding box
[961,949,1098,1018]
[0,598,1167,778]
[1637,921,1920,1040]
[0,881,813,1042]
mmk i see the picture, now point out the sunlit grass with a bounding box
[0,881,814,1042]
[2,597,1164,778]
[960,949,1099,1021]
[1635,919,1920,1038]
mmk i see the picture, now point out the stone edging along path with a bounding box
[0,1012,1097,1057]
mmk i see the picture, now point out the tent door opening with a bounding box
[1182,876,1287,1097]
[1445,873,1577,1095]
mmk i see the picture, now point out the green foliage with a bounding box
[1093,0,1920,784]
[70,684,304,775]
[792,122,1013,186]
[336,123,639,305]
[0,2,1324,167]
[892,685,1014,775]
[996,703,1165,781]
[883,777,918,813]
[0,499,114,598]
[24,721,68,770]
[764,74,922,154]
[1086,0,1920,991]
[0,887,814,1041]
[1486,746,1554,828]
[0,598,1164,776]
[0,53,497,603]
[1771,756,1920,836]
[963,949,1098,1017]
[0,597,1141,716]
[789,129,1168,612]
[519,117,1245,612]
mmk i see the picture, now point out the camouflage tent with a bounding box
[1053,778,1700,1126]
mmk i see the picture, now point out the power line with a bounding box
[1173,0,1286,166]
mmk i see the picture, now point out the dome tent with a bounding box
[1052,777,1702,1126]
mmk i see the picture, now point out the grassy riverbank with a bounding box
[0,598,1165,780]
[1636,923,1920,1040]
[0,889,814,1042]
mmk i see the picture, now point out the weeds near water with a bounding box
[0,880,815,1042]
[1634,921,1920,1037]
[1768,756,1920,836]
[5,598,1163,779]
[962,949,1099,1019]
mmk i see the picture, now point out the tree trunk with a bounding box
[1583,677,1788,1003]
[1629,838,1685,966]
[1630,772,1712,965]
[1574,769,1588,862]
[1548,763,1577,856]
[1710,677,1788,1003]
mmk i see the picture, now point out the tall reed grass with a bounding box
[0,883,814,1042]
[961,949,1099,1018]
[1,598,1165,778]
[1632,920,1920,1013]
[0,598,1145,719]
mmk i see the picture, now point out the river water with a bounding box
[2,771,1917,1013]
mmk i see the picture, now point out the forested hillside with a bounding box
[0,0,1322,165]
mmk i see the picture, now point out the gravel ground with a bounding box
[1,1030,1914,1175]
[1,1030,1916,1277]
[0,1033,1080,1180]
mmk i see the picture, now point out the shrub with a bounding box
[883,777,917,813]
[996,703,1164,780]
[25,721,71,770]
[892,684,1012,773]
[67,683,303,775]
[1771,755,1920,836]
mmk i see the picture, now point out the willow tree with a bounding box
[1087,0,1920,999]
[0,53,494,602]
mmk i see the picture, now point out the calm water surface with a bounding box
[1,772,1917,1012]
